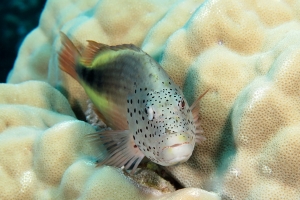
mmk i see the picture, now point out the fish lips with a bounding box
[160,142,194,166]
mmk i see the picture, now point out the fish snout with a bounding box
[159,133,195,166]
[160,143,193,166]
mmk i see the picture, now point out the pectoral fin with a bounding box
[86,130,144,174]
[190,89,210,143]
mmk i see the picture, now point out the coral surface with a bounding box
[6,0,300,199]
[0,81,219,199]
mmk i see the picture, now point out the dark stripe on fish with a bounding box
[80,65,95,84]
[77,54,144,96]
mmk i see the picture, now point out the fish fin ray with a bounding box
[58,32,80,81]
[190,88,210,110]
[86,130,144,173]
[191,89,210,143]
[81,40,108,66]
[85,99,107,129]
[81,40,142,66]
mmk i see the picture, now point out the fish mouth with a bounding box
[161,142,190,151]
[165,155,191,164]
[160,142,193,165]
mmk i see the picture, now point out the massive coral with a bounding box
[0,81,219,199]
[6,0,300,199]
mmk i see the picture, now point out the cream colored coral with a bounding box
[7,0,300,199]
[162,2,300,198]
[0,81,220,199]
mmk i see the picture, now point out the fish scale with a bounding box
[127,87,198,166]
[58,32,208,173]
[78,46,174,130]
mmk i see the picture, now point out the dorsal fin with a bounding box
[81,40,142,66]
[81,41,108,66]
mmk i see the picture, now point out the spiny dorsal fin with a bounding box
[81,40,142,66]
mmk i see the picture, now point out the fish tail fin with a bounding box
[86,130,144,174]
[191,88,210,143]
[58,31,80,81]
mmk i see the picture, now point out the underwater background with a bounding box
[0,0,46,83]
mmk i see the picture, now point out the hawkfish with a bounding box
[58,32,208,173]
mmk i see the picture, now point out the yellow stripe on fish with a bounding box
[58,32,208,173]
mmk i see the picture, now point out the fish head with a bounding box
[137,88,198,166]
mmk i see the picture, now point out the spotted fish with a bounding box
[58,32,208,173]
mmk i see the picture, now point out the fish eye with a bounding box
[146,106,154,120]
[179,99,185,109]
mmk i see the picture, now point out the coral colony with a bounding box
[2,0,300,199]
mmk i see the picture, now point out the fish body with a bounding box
[58,32,207,172]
